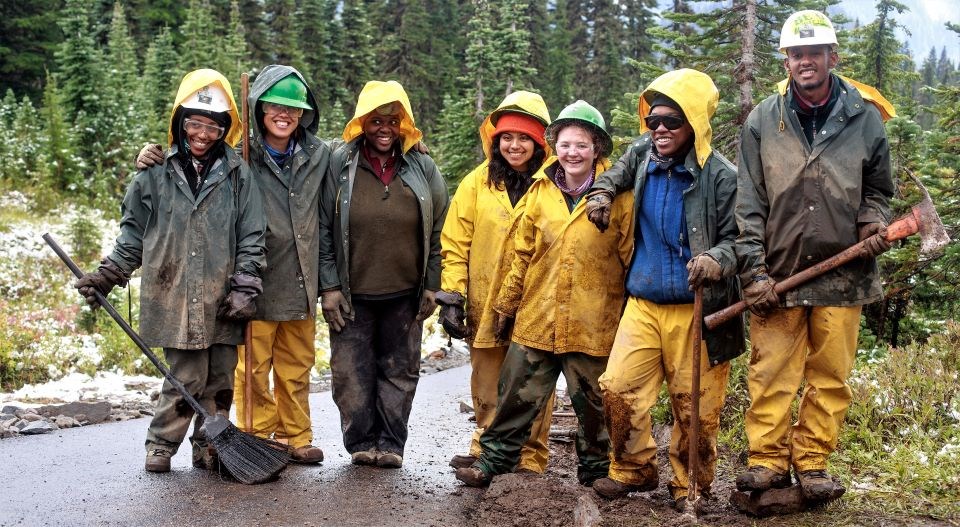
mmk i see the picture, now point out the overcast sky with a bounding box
[835,0,960,64]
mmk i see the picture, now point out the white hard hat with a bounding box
[181,83,231,113]
[779,10,838,53]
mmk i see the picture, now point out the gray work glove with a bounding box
[416,289,438,322]
[435,291,468,339]
[585,190,613,232]
[217,274,262,322]
[73,258,130,309]
[743,274,779,317]
[858,222,891,259]
[321,290,351,332]
[135,143,164,170]
[686,253,722,290]
[493,311,515,342]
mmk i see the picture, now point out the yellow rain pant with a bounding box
[745,306,861,473]
[234,318,317,448]
[469,345,553,472]
[599,297,730,498]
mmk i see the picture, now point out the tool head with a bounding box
[913,193,951,257]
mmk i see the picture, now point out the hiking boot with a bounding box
[796,469,841,501]
[376,451,403,468]
[455,466,490,487]
[290,444,324,464]
[592,476,656,499]
[735,465,791,492]
[351,448,378,466]
[192,444,219,470]
[145,448,172,473]
[449,454,477,469]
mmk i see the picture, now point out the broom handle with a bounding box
[43,233,208,418]
[240,71,254,433]
[688,287,703,507]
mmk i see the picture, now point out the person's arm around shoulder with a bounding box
[586,140,645,232]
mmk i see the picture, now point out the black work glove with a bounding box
[686,253,722,290]
[74,258,130,309]
[135,143,164,171]
[858,222,891,259]
[321,290,351,332]
[743,274,779,317]
[493,312,515,342]
[416,289,438,322]
[435,291,468,339]
[217,274,262,322]
[585,190,613,233]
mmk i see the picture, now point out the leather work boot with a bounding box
[455,466,491,487]
[351,448,379,466]
[376,451,403,468]
[290,444,324,464]
[796,469,840,501]
[449,454,477,469]
[736,465,791,492]
[592,476,657,499]
[145,448,172,473]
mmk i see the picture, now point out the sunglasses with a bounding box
[644,114,685,131]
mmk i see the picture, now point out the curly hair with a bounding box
[487,133,547,193]
[544,122,605,155]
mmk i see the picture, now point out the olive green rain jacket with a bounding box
[248,65,332,321]
[736,73,894,307]
[318,81,449,309]
[592,68,744,366]
[440,91,551,348]
[109,69,266,349]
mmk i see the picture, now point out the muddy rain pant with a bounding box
[476,343,609,484]
[598,297,729,499]
[469,344,554,472]
[745,306,861,473]
[145,345,238,456]
[330,294,422,456]
[233,318,317,448]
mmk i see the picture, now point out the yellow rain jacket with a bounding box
[167,69,243,148]
[440,91,551,348]
[342,80,423,154]
[492,157,634,356]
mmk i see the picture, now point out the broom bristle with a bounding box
[209,422,290,484]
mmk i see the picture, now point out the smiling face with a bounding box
[497,132,536,172]
[362,112,402,157]
[555,125,598,182]
[261,102,301,151]
[183,114,222,157]
[647,106,693,158]
[784,44,838,101]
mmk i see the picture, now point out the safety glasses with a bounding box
[644,114,685,131]
[263,102,304,118]
[183,119,225,139]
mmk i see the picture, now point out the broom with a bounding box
[43,233,290,484]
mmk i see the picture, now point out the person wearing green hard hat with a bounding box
[455,100,634,488]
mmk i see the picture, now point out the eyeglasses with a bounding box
[644,114,685,131]
[263,102,304,118]
[183,118,225,139]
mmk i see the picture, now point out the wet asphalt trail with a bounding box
[0,366,481,527]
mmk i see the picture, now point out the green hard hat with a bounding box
[549,100,612,158]
[259,75,312,110]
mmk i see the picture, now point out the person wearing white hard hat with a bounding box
[734,10,896,502]
[74,68,266,474]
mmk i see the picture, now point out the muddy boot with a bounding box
[145,448,172,473]
[455,466,491,487]
[351,448,379,466]
[736,466,791,492]
[290,444,324,464]
[376,451,403,469]
[449,454,477,469]
[191,442,220,470]
[592,476,656,499]
[796,470,842,501]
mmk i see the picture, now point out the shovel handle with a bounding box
[704,208,921,330]
[43,233,208,418]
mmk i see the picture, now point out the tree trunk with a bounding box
[735,0,757,126]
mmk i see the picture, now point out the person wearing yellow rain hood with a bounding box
[455,100,634,488]
[318,80,449,469]
[74,69,266,473]
[582,69,744,511]
[437,91,556,474]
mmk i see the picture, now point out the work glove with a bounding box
[493,312,515,342]
[435,291,468,339]
[858,222,891,259]
[73,258,130,309]
[135,143,164,171]
[686,253,723,290]
[742,274,779,317]
[585,190,613,233]
[217,274,262,322]
[416,289,438,322]
[321,289,352,332]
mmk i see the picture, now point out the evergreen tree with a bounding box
[142,27,181,142]
[339,0,378,107]
[844,0,919,110]
[433,91,480,186]
[540,0,576,116]
[237,0,270,66]
[0,0,62,99]
[497,0,536,97]
[0,90,20,182]
[220,0,250,93]
[583,0,628,124]
[180,0,217,70]
[380,0,434,121]
[936,46,956,85]
[267,0,305,69]
[463,0,498,116]
[41,72,79,192]
[55,0,106,161]
[298,0,347,113]
[10,95,47,186]
[102,1,148,178]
